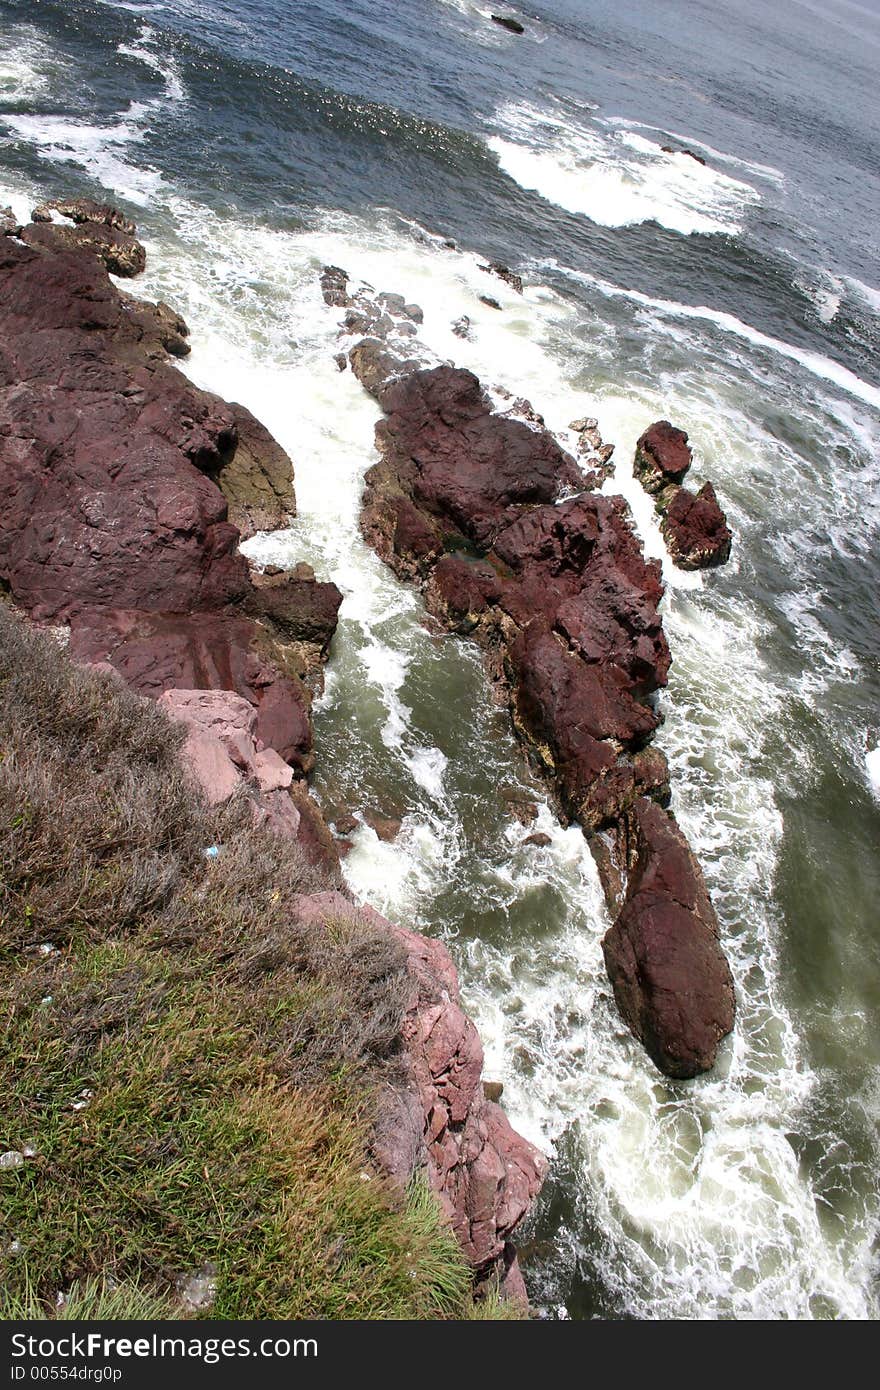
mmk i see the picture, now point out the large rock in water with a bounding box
[634,419,693,495]
[602,798,735,1078]
[634,420,732,571]
[349,348,734,1076]
[662,481,732,569]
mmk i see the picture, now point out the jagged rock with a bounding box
[602,798,735,1077]
[662,481,732,569]
[452,315,473,340]
[246,565,342,667]
[1,206,21,237]
[479,294,501,310]
[365,365,583,551]
[21,217,146,278]
[292,890,546,1271]
[634,420,693,494]
[31,197,137,235]
[348,337,419,400]
[634,422,732,570]
[491,14,525,34]
[479,261,523,294]
[320,264,351,307]
[69,609,316,772]
[352,347,732,1076]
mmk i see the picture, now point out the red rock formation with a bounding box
[342,303,735,1078]
[662,481,733,570]
[292,890,546,1294]
[602,799,735,1078]
[634,420,732,570]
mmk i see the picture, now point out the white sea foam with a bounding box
[488,101,760,236]
[604,116,786,185]
[867,745,880,800]
[543,258,880,413]
[0,29,67,107]
[1,25,184,205]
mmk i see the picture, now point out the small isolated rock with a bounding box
[634,420,692,494]
[320,264,351,307]
[479,261,523,294]
[452,315,473,340]
[569,417,598,433]
[0,1151,24,1170]
[523,831,552,848]
[479,294,502,310]
[662,481,732,569]
[491,14,525,34]
[661,145,706,166]
[484,1080,504,1102]
[334,351,348,371]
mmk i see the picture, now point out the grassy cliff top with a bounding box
[0,604,513,1320]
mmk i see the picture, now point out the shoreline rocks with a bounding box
[634,420,732,570]
[0,201,543,1299]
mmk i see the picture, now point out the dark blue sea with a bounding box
[1,0,878,1319]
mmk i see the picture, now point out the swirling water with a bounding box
[1,0,878,1319]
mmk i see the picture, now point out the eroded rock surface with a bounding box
[634,420,732,570]
[292,890,546,1292]
[328,270,735,1077]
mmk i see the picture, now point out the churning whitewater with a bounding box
[1,0,878,1320]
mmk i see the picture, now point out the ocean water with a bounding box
[1,0,878,1320]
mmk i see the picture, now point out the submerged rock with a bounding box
[491,14,525,34]
[479,260,524,294]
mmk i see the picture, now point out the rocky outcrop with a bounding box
[292,890,546,1295]
[22,198,146,278]
[634,420,732,570]
[662,481,732,569]
[329,272,735,1078]
[0,205,340,867]
[215,403,297,539]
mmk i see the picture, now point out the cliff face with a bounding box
[0,201,545,1298]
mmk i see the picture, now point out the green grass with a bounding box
[0,604,513,1320]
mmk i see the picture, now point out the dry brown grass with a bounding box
[0,604,490,1319]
